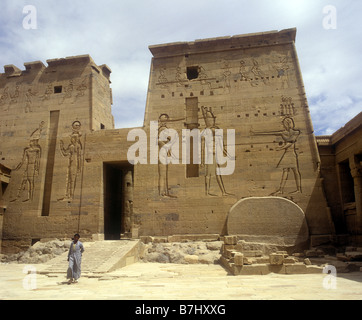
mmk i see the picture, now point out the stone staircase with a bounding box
[37,240,143,276]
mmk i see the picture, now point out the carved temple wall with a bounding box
[0,28,348,252]
[133,28,334,237]
[0,55,113,252]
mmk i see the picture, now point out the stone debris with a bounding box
[336,247,362,262]
[141,241,223,265]
[0,240,68,264]
[220,236,324,275]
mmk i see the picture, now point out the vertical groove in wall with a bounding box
[41,110,60,216]
[185,97,199,178]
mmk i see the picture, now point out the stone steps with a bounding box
[37,240,142,275]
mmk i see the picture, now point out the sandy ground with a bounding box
[1,261,362,301]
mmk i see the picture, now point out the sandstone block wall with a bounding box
[0,55,114,249]
[0,29,340,252]
[132,28,334,237]
[317,112,362,243]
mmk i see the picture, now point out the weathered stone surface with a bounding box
[184,255,199,264]
[243,250,263,257]
[0,28,351,254]
[227,197,309,247]
[0,239,68,264]
[234,253,244,266]
[205,241,223,251]
[141,241,221,265]
[270,253,284,266]
[304,249,325,257]
[285,264,323,274]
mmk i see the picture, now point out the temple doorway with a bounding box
[103,162,133,240]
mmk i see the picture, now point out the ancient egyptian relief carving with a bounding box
[201,106,233,197]
[239,60,249,81]
[58,121,83,201]
[238,59,269,87]
[59,80,74,104]
[40,83,53,101]
[251,117,302,195]
[157,68,169,89]
[75,78,87,101]
[10,121,45,202]
[25,88,37,113]
[250,59,268,87]
[222,61,232,93]
[280,96,296,116]
[175,67,187,86]
[158,114,177,198]
[0,87,9,111]
[274,56,290,89]
[7,86,20,110]
[197,66,212,90]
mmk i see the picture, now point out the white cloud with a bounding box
[0,0,361,134]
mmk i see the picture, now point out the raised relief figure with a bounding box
[25,88,37,113]
[40,83,53,101]
[222,61,232,93]
[251,117,302,195]
[7,86,20,110]
[157,68,169,89]
[11,121,45,202]
[175,67,187,86]
[60,80,74,104]
[274,56,290,89]
[74,78,88,101]
[59,121,83,201]
[158,114,178,198]
[201,107,233,197]
[239,60,250,81]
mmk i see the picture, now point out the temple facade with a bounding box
[0,28,360,253]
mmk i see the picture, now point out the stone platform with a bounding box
[220,235,324,275]
[37,240,143,276]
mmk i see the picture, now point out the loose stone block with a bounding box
[225,249,237,259]
[234,253,244,266]
[184,255,199,264]
[140,236,153,244]
[237,264,270,275]
[270,253,284,266]
[243,250,263,257]
[285,264,323,274]
[304,249,324,258]
[224,236,237,245]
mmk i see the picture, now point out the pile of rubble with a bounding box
[220,235,326,275]
[0,240,69,264]
[141,240,223,265]
[308,246,362,273]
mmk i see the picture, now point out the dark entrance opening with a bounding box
[103,162,134,240]
[187,66,199,80]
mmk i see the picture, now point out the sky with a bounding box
[0,0,361,135]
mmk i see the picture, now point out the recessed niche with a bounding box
[54,86,62,94]
[187,66,199,80]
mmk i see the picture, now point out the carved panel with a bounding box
[10,121,45,203]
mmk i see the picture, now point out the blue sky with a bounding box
[0,0,361,135]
